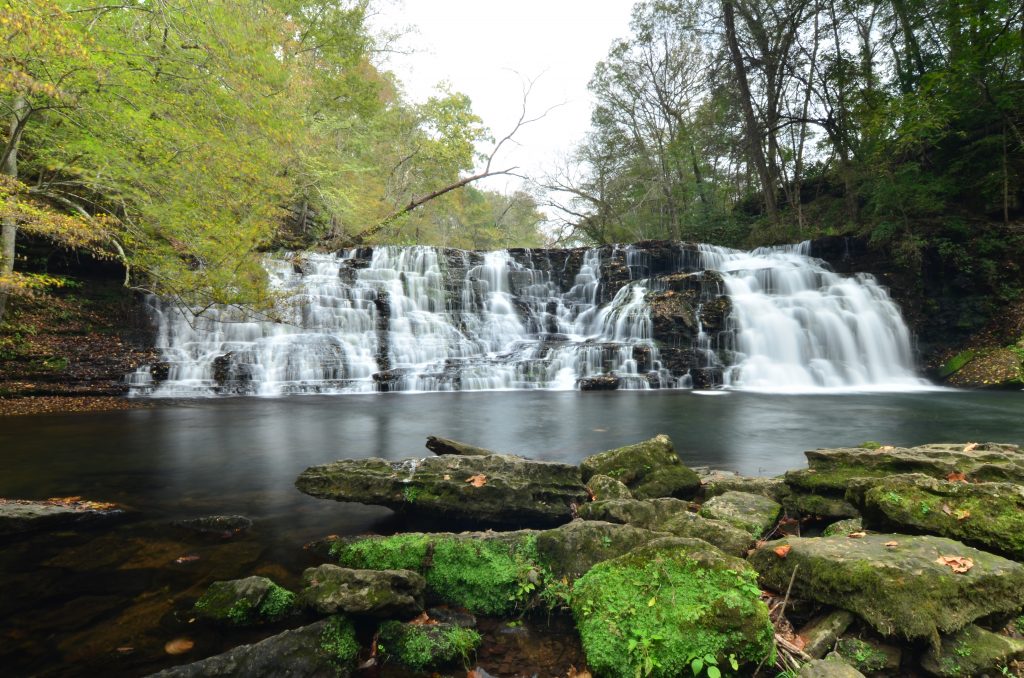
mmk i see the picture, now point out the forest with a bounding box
[2,0,1023,321]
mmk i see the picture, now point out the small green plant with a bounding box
[860,441,882,450]
[919,501,931,516]
[884,491,904,506]
[319,616,359,668]
[402,486,421,503]
[258,583,296,620]
[954,643,973,658]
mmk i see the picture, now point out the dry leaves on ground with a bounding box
[963,442,979,452]
[848,531,867,539]
[465,474,487,488]
[885,541,899,548]
[947,471,969,483]
[936,555,974,574]
[774,545,792,558]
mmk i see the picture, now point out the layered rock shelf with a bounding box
[148,437,1024,677]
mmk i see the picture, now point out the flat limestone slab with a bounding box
[750,534,1024,642]
[0,497,124,536]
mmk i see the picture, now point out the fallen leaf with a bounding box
[941,503,954,516]
[954,509,971,521]
[116,646,134,654]
[408,611,437,626]
[936,555,974,574]
[174,554,200,564]
[465,474,487,488]
[443,474,451,480]
[963,442,979,452]
[947,471,968,483]
[880,445,896,451]
[567,667,593,678]
[773,545,792,558]
[848,531,867,538]
[164,638,194,655]
[884,541,899,548]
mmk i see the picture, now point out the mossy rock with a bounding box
[798,609,856,658]
[148,617,358,677]
[193,576,297,626]
[579,435,700,499]
[579,498,753,556]
[749,535,1024,642]
[786,443,1024,495]
[330,530,540,615]
[535,520,665,579]
[700,471,791,503]
[296,454,588,528]
[699,491,781,537]
[570,537,774,678]
[822,518,864,538]
[855,474,1024,560]
[299,564,425,617]
[376,619,480,671]
[587,474,633,501]
[833,636,901,674]
[920,624,1024,677]
[783,491,861,520]
[798,656,866,677]
[944,347,1024,389]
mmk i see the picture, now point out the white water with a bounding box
[131,242,931,396]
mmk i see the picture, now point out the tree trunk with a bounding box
[0,96,29,324]
[723,0,779,223]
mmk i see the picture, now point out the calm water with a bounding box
[1,390,1022,676]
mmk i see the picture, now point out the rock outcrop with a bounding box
[579,435,701,499]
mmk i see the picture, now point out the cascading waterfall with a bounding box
[130,241,931,396]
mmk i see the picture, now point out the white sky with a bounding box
[368,0,637,192]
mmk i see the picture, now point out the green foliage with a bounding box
[376,620,480,671]
[319,616,359,669]
[860,441,883,450]
[257,583,296,621]
[571,546,774,678]
[333,533,545,615]
[940,351,977,378]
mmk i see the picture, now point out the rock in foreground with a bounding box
[296,454,587,527]
[300,564,424,617]
[579,435,700,499]
[750,534,1024,641]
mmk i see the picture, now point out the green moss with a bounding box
[860,441,883,450]
[570,540,774,678]
[258,582,296,621]
[319,616,359,669]
[786,466,887,493]
[377,620,481,670]
[939,350,976,378]
[227,598,254,625]
[333,533,544,615]
[835,637,891,673]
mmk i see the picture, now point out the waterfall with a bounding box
[130,241,930,396]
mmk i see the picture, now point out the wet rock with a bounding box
[146,617,357,677]
[578,498,753,557]
[376,619,481,671]
[799,656,866,678]
[698,490,781,537]
[0,497,124,537]
[425,436,500,457]
[571,537,774,678]
[586,474,633,501]
[821,518,864,537]
[786,442,1024,495]
[426,607,476,628]
[799,609,856,659]
[172,515,252,537]
[920,624,1024,677]
[299,564,424,617]
[749,534,1024,641]
[833,636,902,675]
[149,361,171,383]
[783,492,861,520]
[579,435,700,499]
[699,470,791,503]
[854,473,1024,560]
[690,367,724,389]
[535,520,666,579]
[296,454,588,528]
[577,374,621,391]
[193,576,297,626]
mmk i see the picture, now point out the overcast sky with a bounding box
[368,0,637,192]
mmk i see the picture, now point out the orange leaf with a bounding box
[773,545,792,558]
[935,555,974,574]
[164,638,194,655]
[954,509,971,521]
[465,474,487,488]
[946,471,968,483]
[174,554,200,564]
[408,611,437,626]
[848,531,867,538]
[884,541,899,548]
[963,442,979,452]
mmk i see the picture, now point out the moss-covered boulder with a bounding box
[329,530,541,615]
[579,435,701,499]
[783,491,861,520]
[699,470,791,503]
[147,617,358,677]
[296,454,588,528]
[699,491,781,537]
[919,624,1024,677]
[376,619,480,671]
[587,474,633,501]
[798,656,866,678]
[578,498,753,556]
[854,474,1024,560]
[193,576,297,626]
[822,518,864,537]
[833,636,902,675]
[535,520,664,579]
[798,610,855,658]
[570,537,774,678]
[749,535,1024,642]
[299,564,424,617]
[786,443,1024,495]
